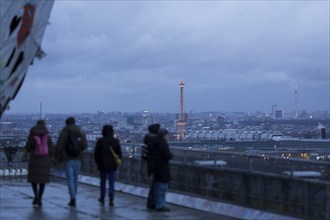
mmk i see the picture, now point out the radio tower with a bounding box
[294,87,298,118]
[177,80,186,141]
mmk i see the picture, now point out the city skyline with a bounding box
[6,1,330,114]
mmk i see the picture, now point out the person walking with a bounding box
[25,119,54,207]
[55,117,87,207]
[94,125,122,207]
[152,128,173,212]
[142,123,160,210]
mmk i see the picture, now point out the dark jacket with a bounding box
[151,128,173,182]
[25,124,54,183]
[55,124,88,162]
[143,123,160,176]
[94,136,122,171]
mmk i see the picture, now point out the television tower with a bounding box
[177,80,186,141]
[294,87,298,118]
[40,102,43,119]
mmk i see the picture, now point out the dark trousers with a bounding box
[147,180,156,208]
[100,170,116,200]
[31,183,45,198]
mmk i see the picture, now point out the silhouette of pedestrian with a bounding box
[143,123,160,210]
[152,128,173,211]
[55,117,87,207]
[25,120,53,206]
[94,125,122,207]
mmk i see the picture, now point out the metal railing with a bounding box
[115,155,330,219]
[120,143,330,181]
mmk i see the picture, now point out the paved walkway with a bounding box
[0,177,236,220]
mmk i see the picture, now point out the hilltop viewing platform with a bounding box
[1,1,329,219]
[1,144,330,220]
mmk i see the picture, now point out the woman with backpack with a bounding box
[25,120,54,206]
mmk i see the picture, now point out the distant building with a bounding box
[274,109,284,119]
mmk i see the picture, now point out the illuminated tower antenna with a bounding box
[177,80,186,141]
[294,87,298,118]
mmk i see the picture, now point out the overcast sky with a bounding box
[8,1,330,114]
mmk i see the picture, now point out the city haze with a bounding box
[7,1,330,114]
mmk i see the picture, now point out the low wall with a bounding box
[80,152,330,220]
[1,147,329,220]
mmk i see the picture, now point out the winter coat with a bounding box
[94,136,122,172]
[55,124,88,162]
[151,129,173,183]
[143,123,160,176]
[143,133,157,176]
[25,124,54,183]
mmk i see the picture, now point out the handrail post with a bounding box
[182,149,186,164]
[213,153,216,167]
[327,184,330,220]
[290,160,294,177]
[248,156,253,172]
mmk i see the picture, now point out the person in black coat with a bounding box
[152,128,173,212]
[143,123,160,210]
[94,125,122,207]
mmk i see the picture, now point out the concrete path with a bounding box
[0,177,235,220]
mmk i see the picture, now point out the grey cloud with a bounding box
[7,1,329,113]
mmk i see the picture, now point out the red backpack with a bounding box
[33,134,49,156]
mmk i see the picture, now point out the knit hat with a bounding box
[65,117,75,125]
[148,123,160,134]
[102,124,114,136]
